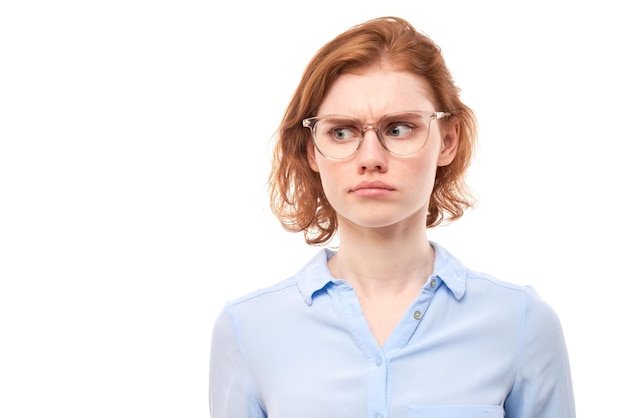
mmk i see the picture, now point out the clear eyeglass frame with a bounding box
[302,110,451,160]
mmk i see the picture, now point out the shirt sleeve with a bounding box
[209,303,265,418]
[504,287,576,417]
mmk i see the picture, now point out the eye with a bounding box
[382,113,429,139]
[331,127,358,141]
[386,123,413,138]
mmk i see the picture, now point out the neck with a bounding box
[328,220,434,296]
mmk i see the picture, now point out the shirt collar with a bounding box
[297,248,337,306]
[430,241,467,300]
[296,242,468,305]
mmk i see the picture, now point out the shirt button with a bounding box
[430,278,436,288]
[413,310,422,320]
[375,356,382,366]
[375,414,384,418]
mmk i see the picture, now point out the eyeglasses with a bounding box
[302,110,451,160]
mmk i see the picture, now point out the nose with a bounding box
[356,127,388,172]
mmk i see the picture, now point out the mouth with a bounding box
[350,181,395,194]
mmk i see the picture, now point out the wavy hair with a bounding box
[268,16,478,245]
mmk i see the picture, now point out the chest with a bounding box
[359,293,418,346]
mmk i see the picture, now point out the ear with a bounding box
[437,118,460,167]
[307,140,320,172]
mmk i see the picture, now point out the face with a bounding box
[307,66,459,232]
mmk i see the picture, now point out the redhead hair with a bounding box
[268,16,478,245]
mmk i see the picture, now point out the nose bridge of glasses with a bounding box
[361,124,384,142]
[358,124,389,155]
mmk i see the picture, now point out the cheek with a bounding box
[317,165,338,193]
[404,155,440,196]
[410,148,440,176]
[316,162,345,202]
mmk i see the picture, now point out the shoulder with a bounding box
[468,269,560,320]
[466,269,533,301]
[433,242,561,327]
[432,241,532,303]
[461,268,566,357]
[219,275,300,325]
[228,248,333,311]
[466,267,561,324]
[231,275,299,305]
[211,275,304,356]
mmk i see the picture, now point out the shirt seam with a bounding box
[226,302,265,413]
[509,287,529,397]
[230,280,299,306]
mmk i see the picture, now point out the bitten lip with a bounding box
[350,181,395,192]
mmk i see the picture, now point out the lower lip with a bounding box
[351,188,394,198]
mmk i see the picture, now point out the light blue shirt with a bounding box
[209,242,575,418]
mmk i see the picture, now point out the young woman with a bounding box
[209,16,575,418]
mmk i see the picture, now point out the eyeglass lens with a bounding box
[311,112,433,159]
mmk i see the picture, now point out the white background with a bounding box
[1,1,624,416]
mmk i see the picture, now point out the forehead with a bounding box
[317,68,435,118]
